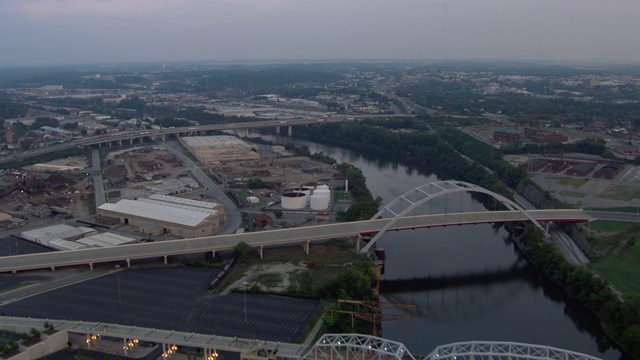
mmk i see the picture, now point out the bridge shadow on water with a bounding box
[380,259,528,293]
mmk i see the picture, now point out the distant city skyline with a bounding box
[0,0,639,67]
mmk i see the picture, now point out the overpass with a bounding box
[0,208,592,273]
[0,114,415,164]
[0,317,603,360]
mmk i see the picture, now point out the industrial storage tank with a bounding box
[288,187,312,204]
[281,191,307,209]
[311,188,331,210]
[310,194,330,210]
[313,188,330,199]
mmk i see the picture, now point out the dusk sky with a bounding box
[0,0,638,66]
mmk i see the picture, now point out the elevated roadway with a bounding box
[0,114,414,164]
[0,209,592,273]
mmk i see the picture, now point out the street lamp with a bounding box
[242,281,249,323]
[115,265,122,304]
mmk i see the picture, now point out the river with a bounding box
[246,132,623,360]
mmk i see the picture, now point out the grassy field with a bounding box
[218,239,365,295]
[553,177,589,188]
[591,242,640,297]
[334,191,349,200]
[596,185,640,201]
[559,190,585,198]
[589,220,638,233]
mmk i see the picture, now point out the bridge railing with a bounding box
[428,341,602,360]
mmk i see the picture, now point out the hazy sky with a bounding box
[0,0,638,66]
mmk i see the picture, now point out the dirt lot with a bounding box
[216,155,338,187]
[223,241,361,295]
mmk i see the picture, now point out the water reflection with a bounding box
[245,130,623,360]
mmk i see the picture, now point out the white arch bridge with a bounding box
[361,180,549,253]
[0,317,604,360]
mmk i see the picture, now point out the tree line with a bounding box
[523,228,640,357]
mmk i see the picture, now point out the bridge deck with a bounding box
[0,209,592,273]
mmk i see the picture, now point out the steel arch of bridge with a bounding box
[428,341,602,360]
[360,180,546,253]
[305,333,415,360]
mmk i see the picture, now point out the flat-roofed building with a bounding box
[179,135,259,165]
[566,163,596,176]
[493,128,521,144]
[20,224,97,246]
[96,194,226,238]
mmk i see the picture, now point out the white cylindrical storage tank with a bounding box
[288,187,312,204]
[310,194,330,210]
[316,184,330,190]
[281,191,307,209]
[313,189,330,200]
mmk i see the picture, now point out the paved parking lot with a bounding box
[195,293,319,342]
[0,237,51,257]
[0,274,51,293]
[1,266,320,344]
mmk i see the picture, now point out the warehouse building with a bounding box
[21,224,97,246]
[96,194,226,238]
[594,162,626,180]
[493,128,520,144]
[179,135,259,165]
[566,163,596,176]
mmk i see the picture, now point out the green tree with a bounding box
[235,241,251,258]
[274,210,283,219]
[247,178,264,189]
[20,139,33,150]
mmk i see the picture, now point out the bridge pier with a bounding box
[89,263,93,270]
[126,258,131,268]
[352,235,362,252]
[304,241,310,255]
[50,266,55,271]
[287,126,292,137]
[211,250,216,258]
[164,255,168,265]
[259,246,264,259]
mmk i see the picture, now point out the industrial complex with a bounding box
[96,194,227,238]
[179,135,260,165]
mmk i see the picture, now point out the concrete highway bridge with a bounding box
[0,114,414,164]
[0,181,593,273]
[0,316,603,360]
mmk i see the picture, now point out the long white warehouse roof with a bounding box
[76,232,137,247]
[148,194,219,209]
[21,224,97,243]
[98,198,217,227]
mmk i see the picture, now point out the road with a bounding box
[161,141,242,235]
[92,148,106,207]
[586,210,640,222]
[0,209,592,273]
[0,115,417,165]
